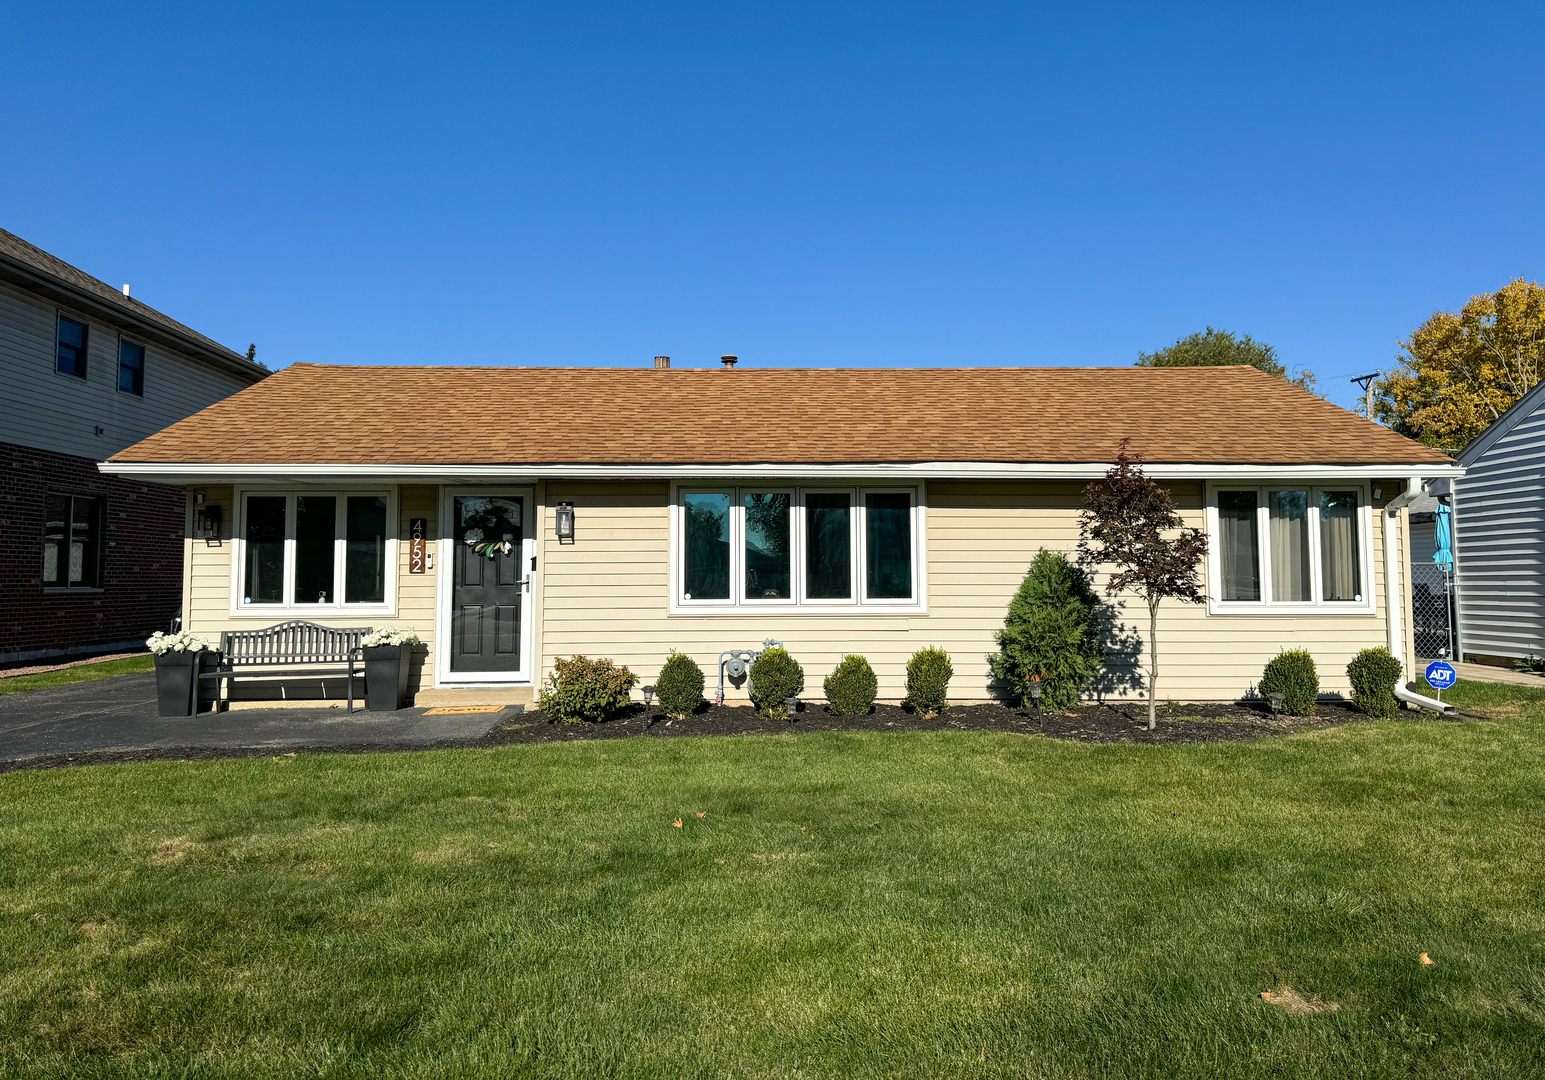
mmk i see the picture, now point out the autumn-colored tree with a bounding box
[1374,279,1545,451]
[1078,445,1208,730]
[1136,326,1319,395]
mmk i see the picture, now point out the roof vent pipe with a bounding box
[721,354,738,369]
[122,284,130,298]
[654,356,670,369]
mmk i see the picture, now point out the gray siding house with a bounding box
[1453,379,1545,666]
[0,228,268,663]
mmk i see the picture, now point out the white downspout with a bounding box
[1384,477,1455,714]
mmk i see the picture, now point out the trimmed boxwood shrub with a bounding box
[990,548,1105,710]
[1258,649,1319,715]
[1347,647,1403,718]
[655,650,705,720]
[538,655,638,723]
[906,646,953,717]
[750,646,804,719]
[824,655,878,716]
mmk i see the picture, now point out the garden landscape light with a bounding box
[642,685,655,708]
[1270,692,1285,714]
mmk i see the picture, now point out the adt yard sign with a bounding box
[1425,661,1457,691]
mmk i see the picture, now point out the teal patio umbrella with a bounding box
[1432,503,1453,569]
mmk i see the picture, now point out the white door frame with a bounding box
[435,486,537,686]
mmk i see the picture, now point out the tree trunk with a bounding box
[1148,599,1159,730]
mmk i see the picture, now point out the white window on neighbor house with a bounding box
[672,485,923,612]
[233,490,396,614]
[1207,484,1372,612]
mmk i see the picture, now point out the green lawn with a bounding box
[0,655,153,696]
[2,681,1543,1078]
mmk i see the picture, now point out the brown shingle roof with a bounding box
[109,362,1453,466]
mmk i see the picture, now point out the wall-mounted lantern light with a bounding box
[195,504,223,541]
[555,502,575,542]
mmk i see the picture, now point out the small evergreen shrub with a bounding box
[906,646,953,717]
[1258,649,1319,715]
[1347,647,1403,718]
[750,646,804,719]
[823,655,878,716]
[538,655,638,723]
[655,650,705,720]
[990,548,1105,710]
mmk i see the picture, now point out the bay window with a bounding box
[1209,485,1370,610]
[676,486,921,610]
[236,490,394,612]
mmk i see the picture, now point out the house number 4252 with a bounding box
[409,518,427,574]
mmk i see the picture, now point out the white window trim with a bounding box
[228,487,398,618]
[668,481,927,615]
[1205,481,1375,616]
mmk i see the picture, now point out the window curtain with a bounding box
[1269,491,1311,602]
[1318,491,1360,601]
[1217,491,1260,601]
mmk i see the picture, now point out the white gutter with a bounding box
[1384,477,1456,715]
[99,460,1468,483]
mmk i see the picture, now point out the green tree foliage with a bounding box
[1374,279,1545,451]
[1079,444,1208,730]
[906,647,953,717]
[990,549,1105,710]
[655,651,705,720]
[1258,650,1320,716]
[1346,648,1403,718]
[823,655,878,716]
[749,647,804,719]
[538,655,638,723]
[1136,326,1318,395]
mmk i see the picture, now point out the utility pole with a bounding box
[1350,372,1378,419]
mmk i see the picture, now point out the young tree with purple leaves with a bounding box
[1078,443,1209,730]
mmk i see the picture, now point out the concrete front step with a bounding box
[413,686,535,707]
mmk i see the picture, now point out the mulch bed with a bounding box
[0,698,1386,775]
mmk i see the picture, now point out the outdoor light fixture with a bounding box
[784,696,799,720]
[195,504,223,540]
[642,685,655,708]
[1270,691,1285,714]
[554,502,575,542]
[1028,681,1043,713]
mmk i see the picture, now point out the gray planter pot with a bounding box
[363,643,412,711]
[154,651,206,717]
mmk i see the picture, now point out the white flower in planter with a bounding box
[361,627,422,648]
[146,630,213,655]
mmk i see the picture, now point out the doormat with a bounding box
[423,705,506,716]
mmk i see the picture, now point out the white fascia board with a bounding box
[99,460,1467,483]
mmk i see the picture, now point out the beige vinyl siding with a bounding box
[537,480,1399,703]
[180,479,1404,704]
[0,279,252,460]
[182,485,438,696]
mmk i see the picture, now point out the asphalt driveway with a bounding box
[0,672,511,763]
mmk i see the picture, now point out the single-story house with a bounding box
[100,360,1460,708]
[1451,378,1545,667]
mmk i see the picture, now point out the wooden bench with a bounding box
[198,621,372,713]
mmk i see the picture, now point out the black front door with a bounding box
[451,495,525,672]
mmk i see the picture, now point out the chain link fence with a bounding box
[1410,561,1455,659]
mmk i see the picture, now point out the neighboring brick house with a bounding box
[0,228,267,663]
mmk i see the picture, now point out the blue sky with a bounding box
[4,2,1541,412]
